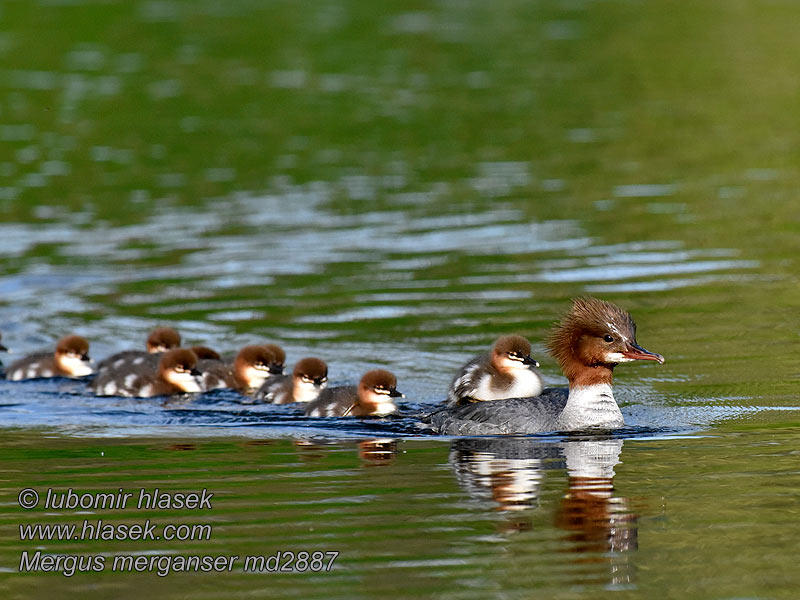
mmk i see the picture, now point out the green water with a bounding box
[2,0,800,597]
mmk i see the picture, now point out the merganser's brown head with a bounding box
[547,297,664,387]
[291,357,328,402]
[55,334,93,377]
[146,327,181,353]
[491,335,540,372]
[262,343,286,375]
[190,346,221,361]
[355,369,403,416]
[234,345,276,388]
[159,348,202,393]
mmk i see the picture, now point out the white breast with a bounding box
[59,356,94,377]
[293,380,325,403]
[241,366,269,389]
[559,384,623,430]
[472,368,543,401]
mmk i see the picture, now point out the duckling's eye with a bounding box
[603,334,614,343]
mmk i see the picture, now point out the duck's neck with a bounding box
[559,365,623,429]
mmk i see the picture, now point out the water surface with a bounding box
[2,0,800,598]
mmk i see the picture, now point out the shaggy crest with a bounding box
[546,297,637,384]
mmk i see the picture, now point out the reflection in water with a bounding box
[292,438,332,463]
[291,437,399,466]
[449,437,637,585]
[449,438,562,512]
[358,438,397,466]
[557,440,638,558]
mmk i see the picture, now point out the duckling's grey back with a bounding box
[425,387,569,435]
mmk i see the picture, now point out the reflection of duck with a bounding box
[448,437,637,581]
[449,438,563,514]
[358,439,398,466]
[290,438,399,466]
[426,297,664,435]
[555,440,638,556]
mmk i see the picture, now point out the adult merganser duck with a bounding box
[305,369,403,417]
[425,297,664,435]
[6,335,94,380]
[254,357,328,404]
[447,335,542,406]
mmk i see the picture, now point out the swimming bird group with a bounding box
[0,297,664,434]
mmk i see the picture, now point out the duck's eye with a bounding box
[603,334,614,343]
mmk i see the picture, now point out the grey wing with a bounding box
[446,356,484,406]
[427,389,569,435]
[198,360,230,390]
[97,352,156,373]
[91,369,140,397]
[254,375,286,402]
[314,386,357,416]
[6,352,51,380]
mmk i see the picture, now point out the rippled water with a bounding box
[3,0,800,598]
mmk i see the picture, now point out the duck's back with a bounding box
[305,385,357,416]
[255,374,291,403]
[425,387,569,435]
[97,351,156,373]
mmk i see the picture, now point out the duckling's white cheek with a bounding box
[59,356,94,377]
[243,366,269,388]
[294,380,322,402]
[499,357,530,371]
[363,391,397,416]
[166,371,202,393]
